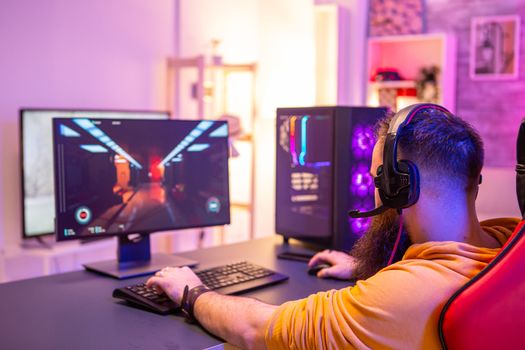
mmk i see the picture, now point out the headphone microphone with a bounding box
[348,205,387,218]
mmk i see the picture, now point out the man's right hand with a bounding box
[308,250,357,280]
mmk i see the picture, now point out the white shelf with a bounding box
[369,80,417,89]
[366,32,457,112]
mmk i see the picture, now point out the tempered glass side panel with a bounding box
[275,111,334,240]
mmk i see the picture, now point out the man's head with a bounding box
[372,106,484,201]
[350,106,484,280]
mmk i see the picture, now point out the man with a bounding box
[147,106,519,349]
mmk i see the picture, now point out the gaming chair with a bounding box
[438,119,525,349]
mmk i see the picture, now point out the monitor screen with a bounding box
[53,118,230,241]
[275,112,334,239]
[20,109,169,238]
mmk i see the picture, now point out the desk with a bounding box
[0,236,350,350]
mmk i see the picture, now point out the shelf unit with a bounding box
[367,33,457,112]
[166,55,258,245]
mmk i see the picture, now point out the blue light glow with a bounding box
[298,116,309,166]
[159,121,216,167]
[80,145,108,153]
[60,124,80,137]
[89,129,104,138]
[209,124,228,137]
[73,118,142,169]
[187,144,210,152]
[73,119,96,130]
[190,129,203,138]
[197,120,214,131]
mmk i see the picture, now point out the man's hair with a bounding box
[375,107,484,191]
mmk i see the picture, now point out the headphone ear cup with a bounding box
[397,160,420,207]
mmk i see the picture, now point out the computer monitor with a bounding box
[275,106,386,251]
[52,118,230,278]
[20,109,169,240]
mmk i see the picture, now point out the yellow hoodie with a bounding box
[265,218,521,350]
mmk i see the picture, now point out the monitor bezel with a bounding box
[19,108,171,240]
[52,117,231,242]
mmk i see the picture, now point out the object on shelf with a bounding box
[396,87,419,110]
[378,87,398,111]
[366,33,457,112]
[372,68,403,82]
[416,65,440,103]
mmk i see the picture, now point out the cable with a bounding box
[387,213,404,266]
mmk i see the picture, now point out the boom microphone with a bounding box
[348,205,387,218]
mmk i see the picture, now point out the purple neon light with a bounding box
[352,125,375,159]
[289,116,299,165]
[348,124,375,234]
[350,217,371,235]
[348,198,374,234]
[349,163,374,198]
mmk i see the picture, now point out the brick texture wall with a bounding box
[426,0,525,166]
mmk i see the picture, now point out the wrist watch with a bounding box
[181,284,212,323]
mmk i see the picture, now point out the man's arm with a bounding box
[194,292,277,350]
[146,266,277,350]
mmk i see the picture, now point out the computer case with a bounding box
[275,106,387,251]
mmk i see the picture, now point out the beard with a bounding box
[350,209,412,280]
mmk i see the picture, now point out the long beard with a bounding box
[350,209,412,280]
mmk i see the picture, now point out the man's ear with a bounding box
[475,174,482,199]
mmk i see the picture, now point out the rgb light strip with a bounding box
[289,116,299,165]
[298,116,309,166]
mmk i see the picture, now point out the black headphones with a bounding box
[349,103,452,218]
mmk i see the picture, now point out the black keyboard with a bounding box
[113,261,288,315]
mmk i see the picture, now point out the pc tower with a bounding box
[276,106,387,251]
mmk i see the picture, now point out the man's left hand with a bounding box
[146,266,203,305]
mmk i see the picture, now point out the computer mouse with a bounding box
[307,263,331,276]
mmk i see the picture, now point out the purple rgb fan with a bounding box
[352,125,375,159]
[349,124,376,235]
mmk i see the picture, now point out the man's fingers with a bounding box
[318,266,353,280]
[318,265,343,278]
[308,251,333,267]
[146,276,170,292]
[317,266,335,278]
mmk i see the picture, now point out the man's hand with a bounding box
[147,266,275,349]
[146,266,203,305]
[308,250,357,280]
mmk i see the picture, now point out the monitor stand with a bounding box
[276,237,318,262]
[83,233,198,279]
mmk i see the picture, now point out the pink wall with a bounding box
[427,0,525,167]
[0,0,175,248]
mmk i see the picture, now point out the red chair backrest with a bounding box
[438,220,525,349]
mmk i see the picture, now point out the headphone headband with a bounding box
[388,103,450,135]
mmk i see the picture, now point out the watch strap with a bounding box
[181,284,212,323]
